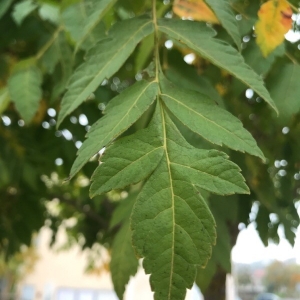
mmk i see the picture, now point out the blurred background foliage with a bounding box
[0,0,300,298]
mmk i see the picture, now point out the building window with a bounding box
[56,288,75,300]
[96,290,118,300]
[78,290,94,300]
[21,285,35,300]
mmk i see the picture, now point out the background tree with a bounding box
[263,260,300,297]
[0,245,38,298]
[1,0,300,300]
[236,266,253,287]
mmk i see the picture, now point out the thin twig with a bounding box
[285,51,298,65]
[36,26,64,61]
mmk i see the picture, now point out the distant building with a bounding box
[17,227,203,300]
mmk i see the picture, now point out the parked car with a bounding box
[256,293,280,300]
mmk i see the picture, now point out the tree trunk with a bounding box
[202,222,240,300]
[202,265,227,300]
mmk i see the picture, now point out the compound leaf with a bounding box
[131,107,248,300]
[57,16,154,126]
[158,18,278,113]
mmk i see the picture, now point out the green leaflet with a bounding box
[256,205,270,246]
[57,16,154,126]
[209,197,233,272]
[40,30,65,74]
[62,0,113,51]
[12,0,38,25]
[52,32,73,100]
[110,194,139,299]
[90,108,164,197]
[195,259,217,293]
[131,108,248,300]
[110,192,138,230]
[196,195,236,291]
[243,42,285,76]
[204,0,241,50]
[135,33,154,72]
[161,111,249,195]
[157,19,278,114]
[0,88,10,115]
[70,80,159,178]
[0,0,13,18]
[8,60,42,123]
[38,3,60,25]
[76,0,117,51]
[267,64,300,124]
[111,219,139,299]
[160,77,265,160]
[165,66,224,108]
[0,158,10,188]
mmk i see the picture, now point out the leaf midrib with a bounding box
[162,93,256,150]
[160,102,176,299]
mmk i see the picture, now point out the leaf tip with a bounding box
[63,176,71,183]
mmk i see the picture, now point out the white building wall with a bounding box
[18,227,204,300]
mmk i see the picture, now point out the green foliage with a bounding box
[205,0,241,49]
[0,88,10,115]
[72,79,158,178]
[130,105,247,299]
[263,260,300,297]
[110,193,139,299]
[267,64,300,125]
[57,16,154,126]
[157,17,278,112]
[12,0,38,25]
[61,0,114,51]
[8,60,42,123]
[0,0,13,18]
[160,77,264,159]
[1,0,300,299]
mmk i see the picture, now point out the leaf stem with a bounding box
[36,26,64,61]
[285,51,298,65]
[287,1,299,12]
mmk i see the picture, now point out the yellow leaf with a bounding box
[173,0,220,24]
[255,0,293,57]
